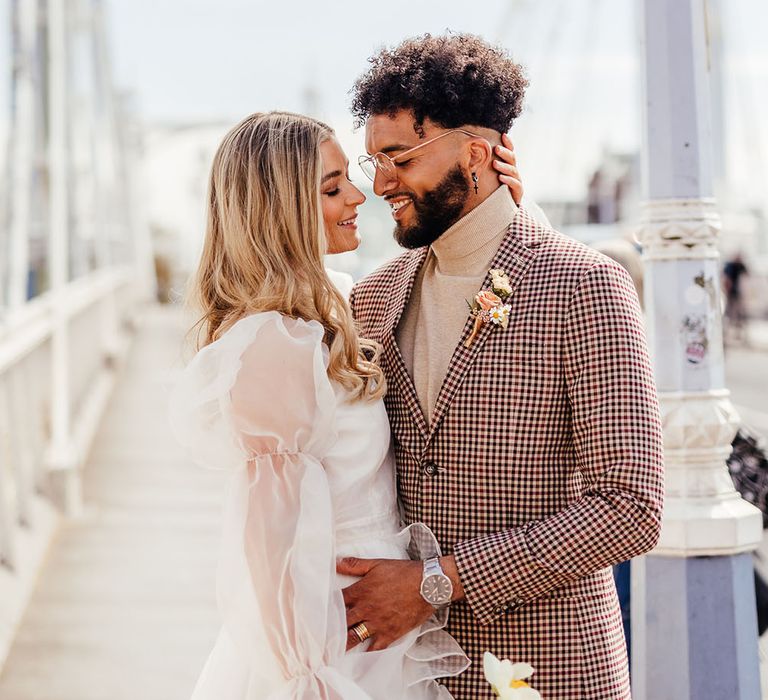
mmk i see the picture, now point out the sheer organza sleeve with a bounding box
[170,312,369,698]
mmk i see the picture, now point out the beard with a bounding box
[393,165,470,249]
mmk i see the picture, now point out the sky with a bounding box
[1,0,765,203]
[104,0,768,204]
[106,0,645,200]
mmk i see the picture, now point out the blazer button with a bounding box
[423,461,439,477]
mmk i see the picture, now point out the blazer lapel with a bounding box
[381,247,430,439]
[426,208,543,442]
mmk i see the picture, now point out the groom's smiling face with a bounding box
[364,110,472,249]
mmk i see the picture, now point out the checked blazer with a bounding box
[350,208,665,700]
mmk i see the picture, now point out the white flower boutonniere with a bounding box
[483,652,542,699]
[465,269,513,348]
[490,267,514,296]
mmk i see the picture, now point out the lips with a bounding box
[337,215,358,228]
[387,196,413,220]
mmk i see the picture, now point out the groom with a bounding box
[338,34,664,699]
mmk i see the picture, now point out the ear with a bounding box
[465,138,493,171]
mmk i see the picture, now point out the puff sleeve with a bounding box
[170,312,371,698]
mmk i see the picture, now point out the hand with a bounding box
[337,557,434,652]
[493,133,523,205]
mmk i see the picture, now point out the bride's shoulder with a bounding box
[212,311,326,363]
[225,310,323,338]
[171,314,333,469]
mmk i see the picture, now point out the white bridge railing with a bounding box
[0,266,142,665]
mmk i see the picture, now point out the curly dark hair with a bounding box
[351,34,528,135]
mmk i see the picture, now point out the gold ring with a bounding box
[352,622,371,642]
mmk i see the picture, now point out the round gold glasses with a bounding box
[358,128,481,182]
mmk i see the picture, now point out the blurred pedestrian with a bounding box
[723,252,749,343]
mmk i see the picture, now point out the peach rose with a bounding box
[476,290,502,311]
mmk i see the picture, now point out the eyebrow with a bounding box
[321,169,342,183]
[380,144,414,155]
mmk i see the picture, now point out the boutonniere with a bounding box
[483,652,542,699]
[465,268,513,348]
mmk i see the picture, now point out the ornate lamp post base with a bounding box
[633,193,762,699]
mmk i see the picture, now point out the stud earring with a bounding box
[471,172,479,194]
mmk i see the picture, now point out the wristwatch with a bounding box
[420,557,453,608]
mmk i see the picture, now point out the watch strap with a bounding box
[423,557,444,577]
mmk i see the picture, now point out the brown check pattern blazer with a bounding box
[350,208,664,700]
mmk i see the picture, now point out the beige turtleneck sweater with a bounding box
[397,186,518,423]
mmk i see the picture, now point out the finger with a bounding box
[345,606,366,628]
[341,584,351,607]
[336,557,379,577]
[367,636,391,652]
[340,581,362,608]
[501,132,516,154]
[500,176,524,205]
[346,628,362,652]
[495,143,517,166]
[493,160,519,177]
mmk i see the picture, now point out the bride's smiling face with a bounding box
[320,138,366,255]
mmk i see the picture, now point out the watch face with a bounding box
[421,574,453,605]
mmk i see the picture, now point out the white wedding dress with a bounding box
[169,309,469,699]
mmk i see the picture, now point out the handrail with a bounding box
[0,267,133,375]
[0,266,140,669]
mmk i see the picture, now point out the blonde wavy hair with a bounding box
[192,111,385,402]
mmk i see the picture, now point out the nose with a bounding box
[349,183,366,206]
[373,167,398,197]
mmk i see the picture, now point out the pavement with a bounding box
[743,319,768,352]
[726,321,768,438]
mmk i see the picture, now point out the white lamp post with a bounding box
[632,1,762,698]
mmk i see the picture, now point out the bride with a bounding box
[170,111,523,699]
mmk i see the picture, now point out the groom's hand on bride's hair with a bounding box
[337,557,433,652]
[493,133,523,206]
